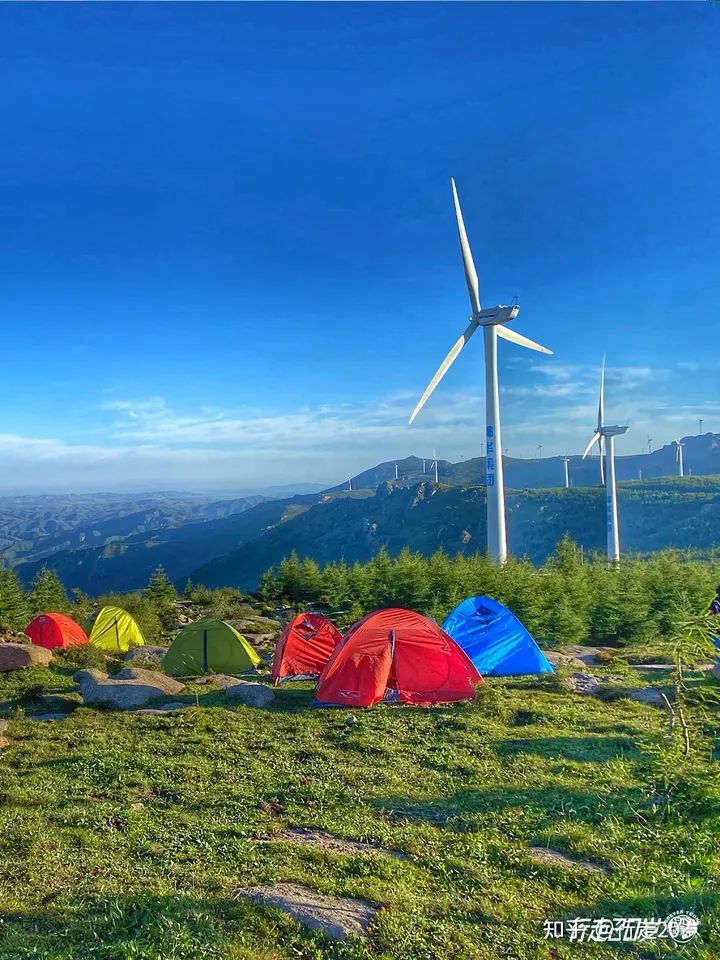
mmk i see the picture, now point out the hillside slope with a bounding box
[190,476,720,591]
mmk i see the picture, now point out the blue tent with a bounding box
[442,596,554,676]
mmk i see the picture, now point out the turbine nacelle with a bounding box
[600,425,629,438]
[473,304,520,327]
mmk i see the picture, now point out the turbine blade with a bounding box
[597,354,606,431]
[408,321,478,424]
[598,436,606,484]
[496,325,553,354]
[583,432,601,459]
[451,179,481,315]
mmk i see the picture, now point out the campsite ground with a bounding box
[0,653,718,959]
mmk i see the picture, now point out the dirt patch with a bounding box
[235,882,379,940]
[528,846,611,875]
[563,673,623,696]
[556,645,607,666]
[273,827,407,860]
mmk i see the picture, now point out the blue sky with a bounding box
[0,3,718,491]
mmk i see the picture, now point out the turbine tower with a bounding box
[582,358,628,563]
[675,438,685,478]
[347,476,353,492]
[408,179,552,564]
[562,456,571,489]
[699,417,704,434]
[394,463,399,480]
[431,448,439,484]
[647,436,653,454]
[537,444,543,460]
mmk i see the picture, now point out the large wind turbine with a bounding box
[596,357,606,484]
[675,438,685,478]
[430,448,439,484]
[562,456,571,489]
[582,359,628,562]
[408,179,552,565]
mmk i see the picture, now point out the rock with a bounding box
[0,643,53,672]
[274,828,408,860]
[124,645,168,665]
[0,719,9,736]
[557,645,605,666]
[130,701,186,715]
[211,674,244,690]
[528,846,611,875]
[563,673,623,696]
[224,680,274,707]
[29,713,68,722]
[235,883,378,940]
[0,736,9,750]
[627,687,666,708]
[545,651,586,669]
[345,715,360,726]
[74,668,184,710]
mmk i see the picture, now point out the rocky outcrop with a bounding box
[124,645,168,665]
[74,667,184,710]
[0,643,53,671]
[235,883,378,940]
[224,679,274,708]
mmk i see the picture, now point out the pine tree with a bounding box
[145,565,177,631]
[28,566,69,618]
[0,569,30,631]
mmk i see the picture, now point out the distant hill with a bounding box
[330,433,720,491]
[13,492,331,594]
[8,434,720,597]
[189,476,720,591]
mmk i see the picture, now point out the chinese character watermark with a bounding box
[544,913,699,944]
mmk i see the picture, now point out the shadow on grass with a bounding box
[373,785,652,831]
[0,891,317,960]
[495,735,641,763]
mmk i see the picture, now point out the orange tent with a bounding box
[25,612,89,650]
[314,608,482,708]
[271,612,342,683]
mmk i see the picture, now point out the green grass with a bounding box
[0,653,718,959]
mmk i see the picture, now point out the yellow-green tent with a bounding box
[164,617,260,676]
[89,606,145,653]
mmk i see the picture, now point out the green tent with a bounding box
[164,617,261,676]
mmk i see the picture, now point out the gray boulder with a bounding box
[0,643,53,672]
[224,679,275,708]
[74,668,184,710]
[235,883,377,940]
[123,645,168,665]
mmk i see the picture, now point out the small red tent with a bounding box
[271,612,342,683]
[25,612,89,651]
[314,608,482,708]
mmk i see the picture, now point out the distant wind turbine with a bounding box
[347,476,353,492]
[562,456,571,489]
[430,448,439,484]
[675,438,685,478]
[647,436,653,454]
[537,444,543,460]
[699,417,704,434]
[394,463,399,480]
[408,179,552,565]
[582,358,629,562]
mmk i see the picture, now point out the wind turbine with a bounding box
[430,448,439,484]
[675,438,685,478]
[394,463,399,480]
[537,444,543,460]
[647,436,653,454]
[582,358,629,562]
[408,179,552,564]
[562,456,571,488]
[347,476,353,492]
[699,417,704,434]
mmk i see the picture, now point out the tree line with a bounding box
[258,536,720,647]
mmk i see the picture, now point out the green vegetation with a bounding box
[259,539,720,645]
[1,652,719,958]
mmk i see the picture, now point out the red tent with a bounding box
[25,612,89,651]
[271,612,342,683]
[314,608,482,708]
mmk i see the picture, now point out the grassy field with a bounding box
[0,652,718,959]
